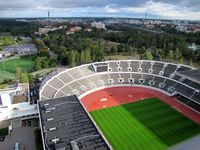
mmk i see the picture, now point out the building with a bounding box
[0,51,12,59]
[91,22,106,30]
[38,95,111,150]
[144,24,155,29]
[176,25,187,32]
[0,84,38,121]
[188,43,198,51]
[35,26,67,35]
[66,26,82,35]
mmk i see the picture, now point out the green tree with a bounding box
[20,73,29,83]
[174,48,182,61]
[35,57,43,70]
[16,67,21,80]
[167,42,174,50]
[144,51,153,60]
[167,50,174,62]
[68,50,77,66]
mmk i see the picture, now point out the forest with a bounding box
[42,27,200,66]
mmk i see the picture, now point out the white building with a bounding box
[0,51,12,59]
[129,19,143,25]
[188,43,198,51]
[91,22,106,30]
[176,25,187,32]
[0,85,38,121]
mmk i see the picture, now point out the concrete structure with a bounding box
[39,60,200,113]
[0,85,37,121]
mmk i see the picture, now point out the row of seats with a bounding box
[40,60,200,112]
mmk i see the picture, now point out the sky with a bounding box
[0,0,200,20]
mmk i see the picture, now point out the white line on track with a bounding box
[100,98,108,102]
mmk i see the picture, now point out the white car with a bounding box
[14,142,20,150]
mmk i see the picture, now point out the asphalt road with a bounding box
[0,127,36,150]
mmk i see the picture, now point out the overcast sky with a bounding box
[0,0,200,20]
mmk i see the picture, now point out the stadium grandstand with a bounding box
[40,60,200,112]
[39,60,200,150]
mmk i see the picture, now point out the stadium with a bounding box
[39,60,200,150]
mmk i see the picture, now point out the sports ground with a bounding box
[0,56,34,74]
[81,86,200,150]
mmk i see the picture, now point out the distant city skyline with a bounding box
[0,0,200,20]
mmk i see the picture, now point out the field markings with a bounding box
[90,98,200,150]
[100,98,108,101]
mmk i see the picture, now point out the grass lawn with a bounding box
[90,98,200,150]
[0,56,35,74]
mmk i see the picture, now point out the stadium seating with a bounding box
[40,60,200,112]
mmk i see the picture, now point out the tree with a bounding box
[20,73,29,83]
[85,49,92,63]
[80,51,85,64]
[16,67,21,80]
[144,51,153,60]
[41,57,49,68]
[68,50,77,66]
[167,42,174,50]
[189,58,193,66]
[167,50,174,62]
[139,46,146,54]
[35,57,43,70]
[174,48,182,61]
[110,46,117,54]
[179,58,184,64]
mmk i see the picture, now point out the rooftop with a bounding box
[176,69,200,84]
[38,95,110,150]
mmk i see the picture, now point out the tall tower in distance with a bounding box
[145,12,147,20]
[48,11,50,18]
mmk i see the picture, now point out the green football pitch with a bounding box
[90,98,200,150]
[0,56,34,74]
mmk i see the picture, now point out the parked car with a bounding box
[14,142,20,150]
[0,135,5,141]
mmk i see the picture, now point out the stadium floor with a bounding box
[90,98,200,150]
[81,86,200,124]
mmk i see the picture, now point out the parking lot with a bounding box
[3,43,37,55]
[0,127,36,150]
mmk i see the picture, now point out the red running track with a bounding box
[81,86,200,124]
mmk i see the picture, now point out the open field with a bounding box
[0,56,35,74]
[90,98,200,150]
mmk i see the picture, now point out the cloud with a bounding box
[0,0,199,20]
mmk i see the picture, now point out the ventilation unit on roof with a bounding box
[52,138,60,144]
[44,103,50,106]
[47,118,54,121]
[46,107,56,111]
[45,110,52,113]
[49,127,57,131]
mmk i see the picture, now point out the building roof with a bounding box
[38,95,110,150]
[13,95,27,104]
[176,69,200,84]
